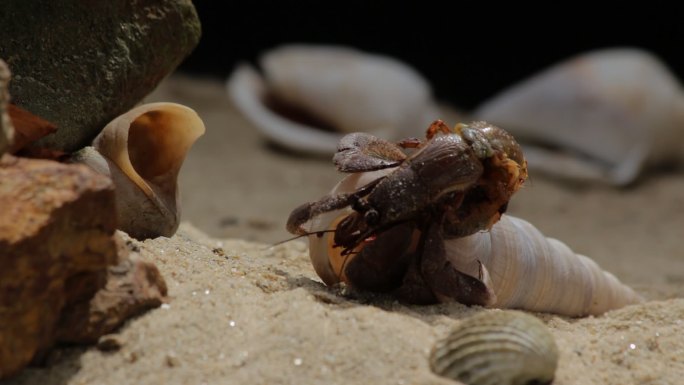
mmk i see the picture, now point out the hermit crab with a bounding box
[287,121,641,316]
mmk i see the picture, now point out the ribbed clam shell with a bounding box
[430,311,558,385]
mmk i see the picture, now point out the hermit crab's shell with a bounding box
[304,167,641,316]
[306,169,394,285]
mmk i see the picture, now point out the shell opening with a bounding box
[262,91,339,133]
[127,107,203,181]
[326,215,362,283]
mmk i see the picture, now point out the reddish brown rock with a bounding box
[0,155,169,379]
[8,104,58,155]
[0,156,168,379]
[0,155,117,379]
[56,235,168,343]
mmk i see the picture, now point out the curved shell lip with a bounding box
[227,44,440,155]
[75,102,205,239]
[93,102,205,217]
[93,102,206,173]
[227,63,342,155]
[305,169,396,286]
[306,210,349,286]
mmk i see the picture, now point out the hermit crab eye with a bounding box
[364,209,379,225]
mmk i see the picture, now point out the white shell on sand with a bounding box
[475,48,684,185]
[227,44,439,154]
[72,103,205,240]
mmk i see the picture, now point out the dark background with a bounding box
[179,2,684,109]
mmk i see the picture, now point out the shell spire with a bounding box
[443,215,642,316]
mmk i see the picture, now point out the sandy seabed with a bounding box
[7,75,684,385]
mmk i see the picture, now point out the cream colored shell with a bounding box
[72,102,205,239]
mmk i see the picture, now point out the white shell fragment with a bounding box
[475,48,684,185]
[430,310,559,385]
[227,44,439,154]
[72,102,205,240]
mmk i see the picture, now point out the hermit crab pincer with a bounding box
[287,121,642,316]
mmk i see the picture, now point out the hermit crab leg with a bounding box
[286,176,386,235]
[425,119,454,139]
[417,223,494,306]
[342,222,417,292]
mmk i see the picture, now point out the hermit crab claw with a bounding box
[72,102,205,240]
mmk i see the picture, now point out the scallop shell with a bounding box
[474,48,684,185]
[430,310,558,385]
[71,102,205,240]
[227,44,439,154]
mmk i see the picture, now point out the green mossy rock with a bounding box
[0,0,201,152]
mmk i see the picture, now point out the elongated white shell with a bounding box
[307,170,642,316]
[443,215,642,316]
[475,48,684,185]
[227,44,439,154]
[72,102,205,239]
[430,310,558,385]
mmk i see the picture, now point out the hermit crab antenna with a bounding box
[268,229,336,249]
